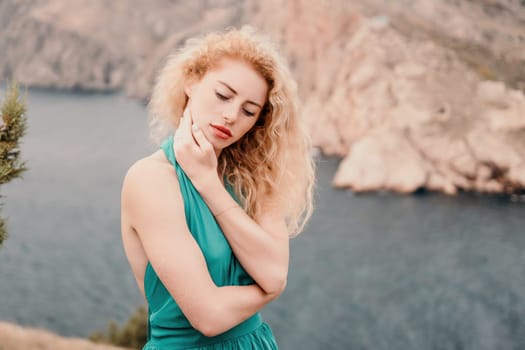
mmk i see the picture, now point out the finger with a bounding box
[176,106,195,144]
[173,125,184,143]
[184,106,202,145]
[184,106,192,124]
[186,107,198,141]
[181,106,191,130]
[192,124,213,153]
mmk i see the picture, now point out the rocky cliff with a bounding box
[0,0,245,91]
[248,0,525,194]
[1,0,524,195]
[0,322,130,350]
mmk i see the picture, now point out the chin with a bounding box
[215,141,231,152]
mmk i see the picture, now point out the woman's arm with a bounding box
[196,179,289,296]
[121,158,277,337]
[172,111,290,297]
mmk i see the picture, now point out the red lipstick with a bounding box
[210,124,232,139]
[210,124,232,140]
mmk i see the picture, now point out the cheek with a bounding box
[236,120,258,139]
[191,92,218,122]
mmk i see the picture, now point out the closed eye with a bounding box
[243,109,256,117]
[215,91,229,101]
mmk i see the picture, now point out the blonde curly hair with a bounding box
[148,26,315,236]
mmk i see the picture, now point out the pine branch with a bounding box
[0,81,28,247]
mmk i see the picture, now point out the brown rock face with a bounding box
[0,322,130,350]
[1,0,524,194]
[0,0,245,91]
[332,128,428,193]
[248,0,525,194]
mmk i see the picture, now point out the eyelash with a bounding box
[215,92,256,117]
[215,91,228,101]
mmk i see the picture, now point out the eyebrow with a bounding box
[218,80,263,108]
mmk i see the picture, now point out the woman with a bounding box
[121,26,315,349]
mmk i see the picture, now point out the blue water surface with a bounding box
[0,86,524,350]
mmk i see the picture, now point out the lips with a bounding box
[210,124,232,138]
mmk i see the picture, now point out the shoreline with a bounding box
[0,321,132,350]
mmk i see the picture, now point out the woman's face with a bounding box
[185,58,269,157]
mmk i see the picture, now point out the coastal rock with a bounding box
[248,0,525,194]
[0,0,244,92]
[126,5,243,100]
[333,128,427,193]
[0,321,130,350]
[509,163,525,188]
[1,0,524,194]
[477,81,525,131]
[1,0,131,91]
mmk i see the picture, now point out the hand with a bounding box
[173,106,220,192]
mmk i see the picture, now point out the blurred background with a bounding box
[0,0,524,349]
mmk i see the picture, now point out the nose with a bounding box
[222,104,240,123]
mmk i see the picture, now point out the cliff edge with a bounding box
[1,0,524,195]
[0,321,130,350]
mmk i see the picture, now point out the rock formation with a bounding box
[1,0,524,195]
[248,0,525,194]
[0,321,130,350]
[0,0,245,91]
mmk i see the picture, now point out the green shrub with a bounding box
[90,305,148,349]
[0,81,27,247]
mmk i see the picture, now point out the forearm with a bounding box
[202,283,277,336]
[197,179,289,294]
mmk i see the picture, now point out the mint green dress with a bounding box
[142,135,278,350]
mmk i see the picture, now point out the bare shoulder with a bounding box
[120,150,188,297]
[124,150,173,182]
[121,150,182,223]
